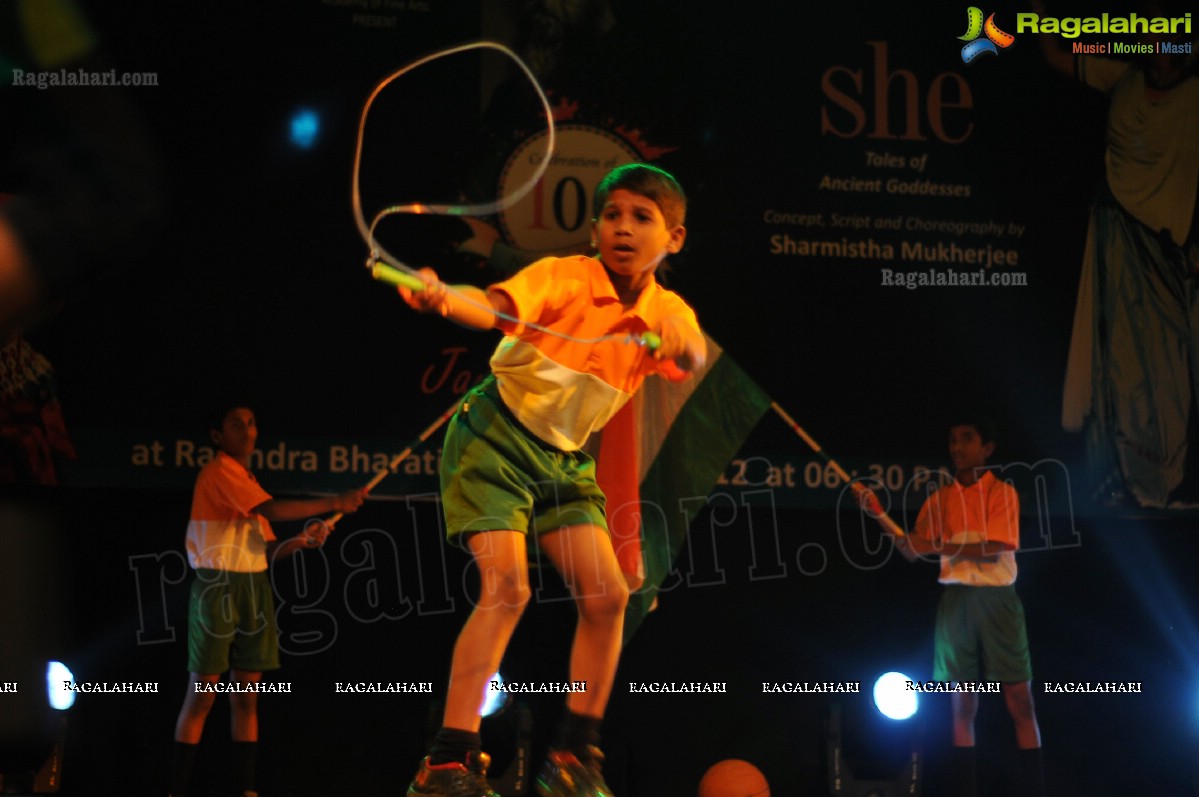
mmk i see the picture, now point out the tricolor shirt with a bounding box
[185,451,276,572]
[914,470,1019,587]
[488,255,700,452]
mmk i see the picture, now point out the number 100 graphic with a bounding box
[498,125,640,252]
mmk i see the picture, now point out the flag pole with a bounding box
[323,399,460,531]
[769,401,907,538]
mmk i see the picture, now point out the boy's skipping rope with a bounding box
[354,42,662,352]
[351,41,555,295]
[321,400,461,532]
[770,402,908,538]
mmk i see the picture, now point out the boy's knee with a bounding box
[229,691,257,714]
[612,577,630,608]
[506,581,533,613]
[951,692,979,720]
[578,578,629,624]
[186,690,216,715]
[481,567,532,612]
[1004,685,1035,718]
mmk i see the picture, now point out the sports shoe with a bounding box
[407,751,500,797]
[535,746,615,797]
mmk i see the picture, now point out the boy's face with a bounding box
[948,424,993,476]
[591,189,685,280]
[212,407,257,461]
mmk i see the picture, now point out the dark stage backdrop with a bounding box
[26,0,1111,505]
[4,1,1199,796]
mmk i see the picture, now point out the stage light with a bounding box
[872,671,918,721]
[45,662,74,711]
[480,671,508,718]
[828,697,922,796]
[289,108,320,150]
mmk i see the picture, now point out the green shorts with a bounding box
[441,376,608,545]
[187,569,280,674]
[933,584,1032,684]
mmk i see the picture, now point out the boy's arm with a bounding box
[397,266,513,331]
[268,518,333,559]
[858,487,920,562]
[935,541,1011,558]
[655,314,707,372]
[890,534,928,562]
[903,494,1016,562]
[257,490,364,560]
[253,488,365,523]
[903,477,1017,562]
[882,522,1011,562]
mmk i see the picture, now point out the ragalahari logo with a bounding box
[958,7,1016,63]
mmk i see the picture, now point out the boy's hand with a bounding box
[853,484,887,520]
[397,267,448,315]
[654,316,707,371]
[302,518,330,548]
[853,484,916,560]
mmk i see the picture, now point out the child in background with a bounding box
[169,405,365,797]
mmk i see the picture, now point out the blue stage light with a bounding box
[289,108,320,150]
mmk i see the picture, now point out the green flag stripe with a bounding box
[625,352,771,640]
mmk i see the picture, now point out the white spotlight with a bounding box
[873,671,918,721]
[46,661,75,711]
[481,672,509,717]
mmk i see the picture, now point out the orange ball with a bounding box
[697,759,771,797]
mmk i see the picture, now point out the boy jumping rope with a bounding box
[399,163,705,797]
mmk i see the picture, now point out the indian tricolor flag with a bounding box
[595,335,772,641]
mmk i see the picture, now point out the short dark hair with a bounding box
[593,163,687,228]
[210,402,253,434]
[949,412,997,445]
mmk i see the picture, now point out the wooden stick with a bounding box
[324,399,460,530]
[770,401,907,538]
